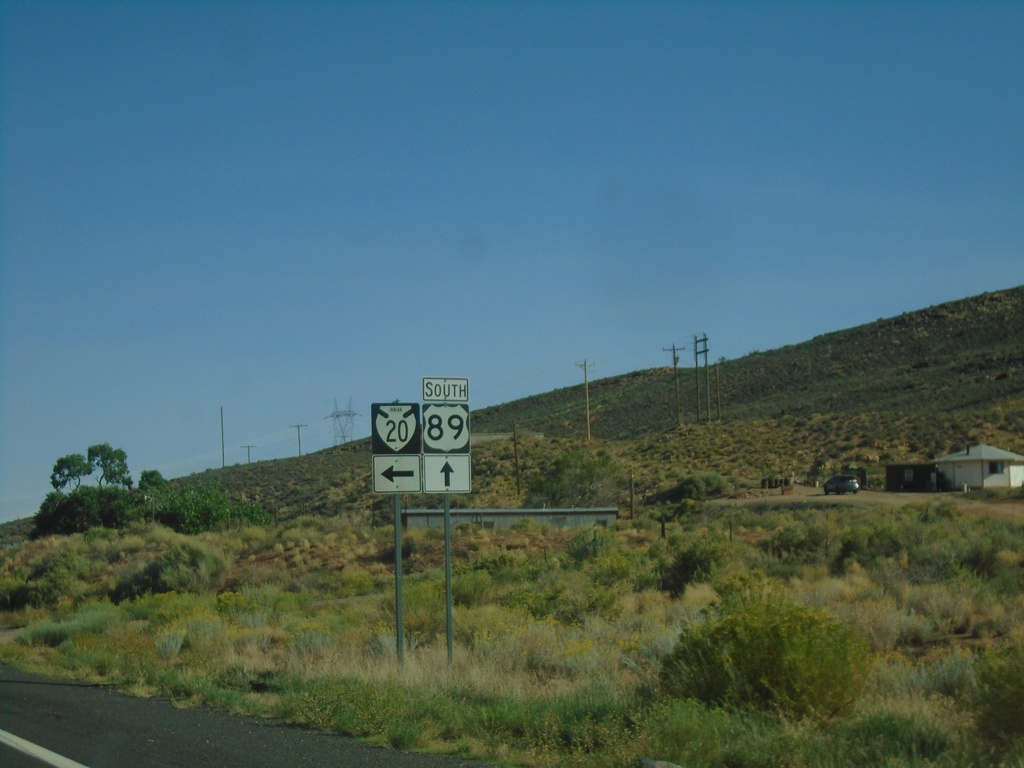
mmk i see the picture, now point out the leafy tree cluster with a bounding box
[50,443,132,491]
[36,446,268,537]
[522,445,623,508]
[156,486,268,535]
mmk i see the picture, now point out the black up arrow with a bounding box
[440,460,455,487]
[382,465,414,482]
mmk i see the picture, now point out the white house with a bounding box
[934,444,1024,490]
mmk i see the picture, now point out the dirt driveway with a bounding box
[707,482,1024,523]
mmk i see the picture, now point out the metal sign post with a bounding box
[371,402,422,664]
[444,491,453,665]
[422,378,471,665]
[393,493,404,664]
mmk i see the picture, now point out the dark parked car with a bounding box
[824,474,860,495]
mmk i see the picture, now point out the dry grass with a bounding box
[3,498,1024,766]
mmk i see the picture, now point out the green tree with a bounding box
[33,486,143,537]
[138,469,170,495]
[157,486,268,534]
[524,446,622,508]
[50,453,93,491]
[87,443,132,488]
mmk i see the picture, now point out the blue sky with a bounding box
[2,1,1021,522]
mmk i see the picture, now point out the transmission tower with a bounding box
[328,397,360,446]
[694,333,710,424]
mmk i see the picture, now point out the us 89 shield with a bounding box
[422,404,470,454]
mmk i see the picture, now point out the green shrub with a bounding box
[376,580,445,649]
[17,601,126,647]
[155,629,187,659]
[836,711,951,765]
[566,525,615,563]
[641,699,798,768]
[834,521,904,573]
[760,520,831,563]
[120,591,214,626]
[505,568,622,625]
[331,568,377,597]
[660,534,732,596]
[974,639,1024,744]
[661,592,871,721]
[451,569,493,607]
[114,540,230,600]
[21,550,93,607]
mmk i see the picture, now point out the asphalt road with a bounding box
[0,666,494,768]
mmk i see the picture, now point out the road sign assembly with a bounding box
[371,403,422,494]
[373,380,472,665]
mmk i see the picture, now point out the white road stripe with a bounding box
[0,728,90,768]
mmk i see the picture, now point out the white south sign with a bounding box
[422,377,469,403]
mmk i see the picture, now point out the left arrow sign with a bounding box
[372,455,421,493]
[382,465,415,482]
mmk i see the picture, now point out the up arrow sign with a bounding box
[424,454,471,493]
[439,460,455,487]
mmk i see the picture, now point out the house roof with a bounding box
[934,444,1024,463]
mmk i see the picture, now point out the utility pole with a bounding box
[705,341,711,424]
[220,406,225,468]
[291,424,307,456]
[663,343,685,426]
[716,364,722,422]
[242,445,255,463]
[512,420,522,496]
[576,359,594,440]
[693,336,701,423]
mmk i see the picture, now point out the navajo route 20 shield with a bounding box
[371,403,421,455]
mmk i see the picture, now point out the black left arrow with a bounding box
[440,460,455,487]
[382,465,415,482]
